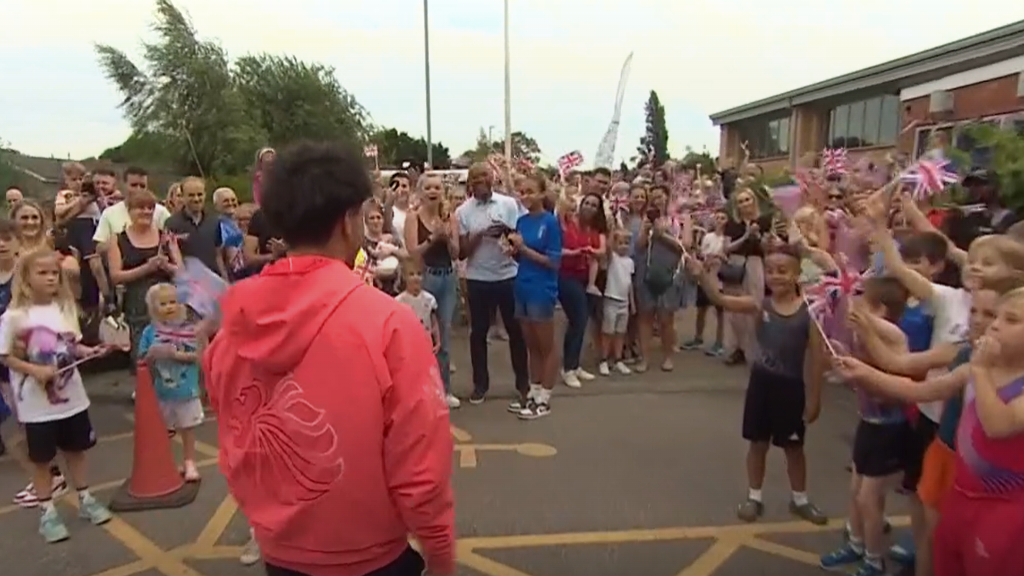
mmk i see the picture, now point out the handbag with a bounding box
[718,255,747,286]
[643,231,676,297]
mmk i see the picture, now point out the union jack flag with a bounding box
[363,144,378,158]
[514,156,535,174]
[804,256,866,322]
[822,148,849,177]
[901,157,959,200]
[609,194,629,215]
[557,150,584,175]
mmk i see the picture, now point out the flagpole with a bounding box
[423,0,434,168]
[502,0,512,188]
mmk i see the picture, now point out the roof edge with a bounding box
[709,20,1024,125]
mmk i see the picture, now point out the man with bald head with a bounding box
[455,163,528,406]
[4,186,22,210]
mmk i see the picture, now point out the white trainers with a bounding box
[598,361,611,376]
[240,531,261,565]
[614,361,632,375]
[445,394,461,409]
[561,370,582,388]
[575,368,596,381]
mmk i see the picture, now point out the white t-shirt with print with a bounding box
[921,283,972,422]
[395,290,437,333]
[0,303,90,423]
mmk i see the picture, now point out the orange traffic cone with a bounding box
[109,362,200,511]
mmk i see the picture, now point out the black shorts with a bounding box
[853,419,912,478]
[742,366,806,448]
[694,286,722,310]
[902,415,938,491]
[24,410,96,464]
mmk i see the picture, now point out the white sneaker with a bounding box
[445,394,461,409]
[614,361,632,375]
[240,534,261,565]
[562,370,582,388]
[598,361,611,376]
[575,368,596,381]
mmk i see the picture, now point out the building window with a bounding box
[737,116,790,159]
[827,94,900,148]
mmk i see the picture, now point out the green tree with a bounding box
[637,90,669,168]
[95,0,372,179]
[99,131,176,166]
[95,0,264,177]
[678,146,716,172]
[949,122,1024,210]
[233,54,371,147]
[459,129,542,164]
[369,128,451,169]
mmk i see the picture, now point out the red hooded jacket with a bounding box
[203,255,455,576]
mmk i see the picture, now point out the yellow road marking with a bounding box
[194,495,237,548]
[744,536,822,567]
[459,517,909,549]
[88,559,152,576]
[676,536,745,576]
[450,424,473,442]
[454,443,557,468]
[458,446,478,468]
[0,456,218,517]
[66,498,204,576]
[457,545,535,576]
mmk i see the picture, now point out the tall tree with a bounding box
[637,90,669,168]
[95,0,263,176]
[233,54,371,147]
[95,0,371,177]
[369,128,451,169]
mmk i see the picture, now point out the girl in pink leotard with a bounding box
[932,295,1024,576]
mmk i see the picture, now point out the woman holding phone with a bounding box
[633,185,688,373]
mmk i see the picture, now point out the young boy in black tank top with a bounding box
[691,245,828,525]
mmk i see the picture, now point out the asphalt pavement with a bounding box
[0,314,906,576]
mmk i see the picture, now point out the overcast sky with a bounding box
[3,1,1023,166]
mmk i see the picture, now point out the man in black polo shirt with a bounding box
[165,177,228,279]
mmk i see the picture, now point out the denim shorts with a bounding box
[514,296,556,320]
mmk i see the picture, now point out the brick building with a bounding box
[710,21,1024,172]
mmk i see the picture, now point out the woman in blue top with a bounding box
[508,174,562,421]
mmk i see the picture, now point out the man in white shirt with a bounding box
[93,167,171,252]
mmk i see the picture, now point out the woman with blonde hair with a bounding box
[404,173,460,407]
[11,199,52,253]
[721,188,773,366]
[165,182,183,213]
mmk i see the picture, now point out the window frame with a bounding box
[910,112,1024,158]
[827,94,902,149]
[738,115,792,160]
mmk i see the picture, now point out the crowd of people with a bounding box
[0,137,1023,576]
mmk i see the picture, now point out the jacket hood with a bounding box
[218,256,361,375]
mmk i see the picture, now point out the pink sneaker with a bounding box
[13,475,67,508]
